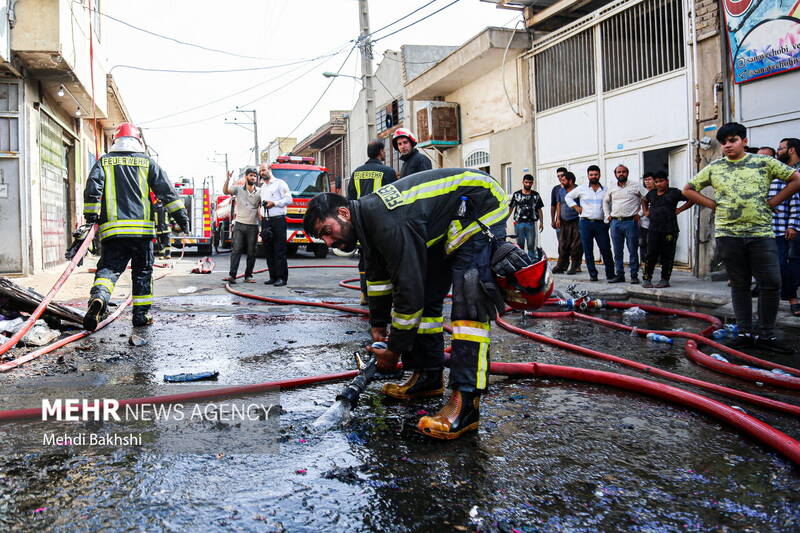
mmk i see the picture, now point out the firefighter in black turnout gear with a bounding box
[152,193,172,259]
[82,123,189,330]
[305,168,509,439]
[347,139,397,304]
[392,128,432,178]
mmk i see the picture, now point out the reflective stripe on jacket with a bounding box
[83,151,188,241]
[352,167,508,354]
[347,158,397,200]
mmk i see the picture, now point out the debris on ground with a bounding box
[177,286,198,294]
[0,277,84,326]
[622,306,647,322]
[14,320,60,346]
[128,334,148,347]
[191,257,215,274]
[163,371,219,383]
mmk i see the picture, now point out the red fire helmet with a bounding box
[492,243,554,310]
[391,128,417,150]
[113,122,142,141]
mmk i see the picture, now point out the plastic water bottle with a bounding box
[456,196,468,218]
[646,333,673,344]
[709,353,730,363]
[711,329,730,340]
[724,324,739,335]
[771,368,792,377]
[557,299,575,309]
[371,341,388,350]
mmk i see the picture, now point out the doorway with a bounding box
[642,145,691,265]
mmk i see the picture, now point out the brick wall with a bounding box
[695,0,719,36]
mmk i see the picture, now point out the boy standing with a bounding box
[641,171,693,288]
[683,123,800,353]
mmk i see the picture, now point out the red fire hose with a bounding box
[685,341,800,390]
[0,248,185,372]
[0,224,98,357]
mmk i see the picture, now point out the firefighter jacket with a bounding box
[83,151,188,241]
[350,168,509,354]
[346,158,397,200]
[399,148,432,178]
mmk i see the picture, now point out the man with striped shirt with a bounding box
[774,137,800,317]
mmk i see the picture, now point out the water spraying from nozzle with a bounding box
[311,344,384,432]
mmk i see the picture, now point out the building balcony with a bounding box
[11,0,109,117]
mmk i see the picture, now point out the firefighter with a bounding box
[392,128,432,178]
[151,193,172,259]
[82,123,189,330]
[347,139,397,304]
[304,168,509,439]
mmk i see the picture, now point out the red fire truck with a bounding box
[212,156,332,258]
[172,176,213,254]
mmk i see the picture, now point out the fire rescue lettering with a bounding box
[376,184,405,210]
[103,156,150,167]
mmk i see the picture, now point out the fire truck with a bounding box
[172,176,213,254]
[212,156,332,258]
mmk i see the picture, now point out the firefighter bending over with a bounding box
[304,168,509,439]
[82,123,189,330]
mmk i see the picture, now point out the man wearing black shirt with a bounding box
[509,174,544,259]
[550,167,568,242]
[641,171,693,288]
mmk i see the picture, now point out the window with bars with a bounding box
[534,30,595,112]
[465,150,490,168]
[376,99,404,135]
[601,0,685,92]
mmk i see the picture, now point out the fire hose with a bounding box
[1,262,798,465]
[0,246,185,372]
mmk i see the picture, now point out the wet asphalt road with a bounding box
[1,251,799,532]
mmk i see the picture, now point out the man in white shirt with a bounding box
[603,164,648,284]
[565,165,615,281]
[258,163,293,286]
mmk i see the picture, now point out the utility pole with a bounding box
[213,152,229,176]
[358,0,376,141]
[225,108,259,167]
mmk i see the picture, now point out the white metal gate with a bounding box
[39,113,70,269]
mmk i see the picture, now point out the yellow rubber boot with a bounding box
[382,370,444,400]
[417,390,480,440]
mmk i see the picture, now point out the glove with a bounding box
[491,242,532,278]
[462,267,505,322]
[85,214,99,224]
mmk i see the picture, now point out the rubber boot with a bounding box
[132,313,154,327]
[382,370,444,400]
[417,390,480,440]
[83,298,106,331]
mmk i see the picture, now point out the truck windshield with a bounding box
[271,169,328,195]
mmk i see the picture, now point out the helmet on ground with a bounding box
[492,242,554,310]
[391,128,417,150]
[113,122,142,141]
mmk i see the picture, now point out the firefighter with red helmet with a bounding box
[82,123,189,330]
[392,128,432,178]
[304,168,514,439]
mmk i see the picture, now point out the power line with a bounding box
[368,0,439,37]
[138,45,350,126]
[373,0,464,42]
[73,0,315,61]
[143,48,351,130]
[284,45,358,139]
[110,49,345,75]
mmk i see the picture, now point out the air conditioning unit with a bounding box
[416,102,459,149]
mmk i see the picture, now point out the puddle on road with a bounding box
[1,305,799,531]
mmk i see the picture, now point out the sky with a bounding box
[96,0,521,186]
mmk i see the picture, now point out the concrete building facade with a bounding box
[0,0,132,275]
[405,27,532,235]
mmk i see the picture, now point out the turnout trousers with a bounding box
[400,226,504,393]
[89,237,154,316]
